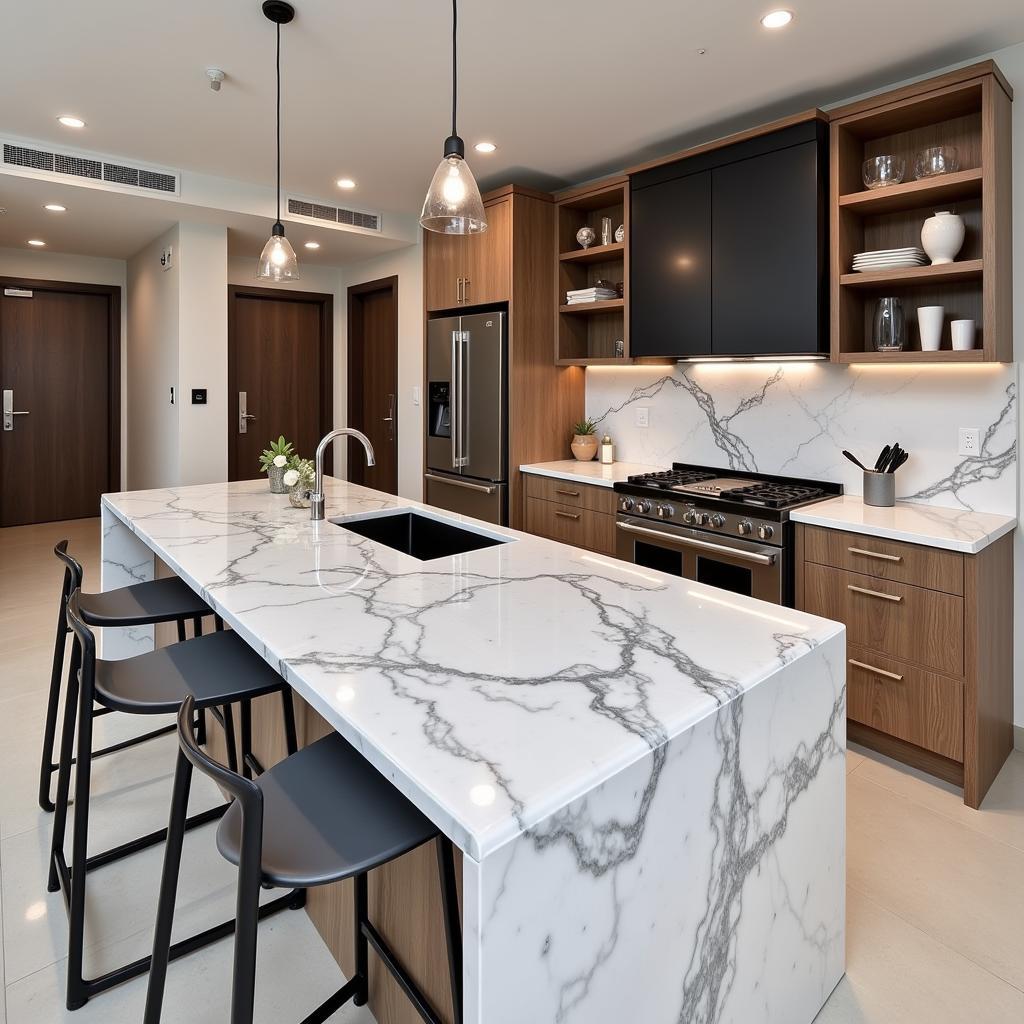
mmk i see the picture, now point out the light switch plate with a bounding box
[412,386,421,406]
[635,406,650,428]
[958,427,980,457]
[160,246,174,271]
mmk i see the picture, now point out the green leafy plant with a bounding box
[258,435,295,473]
[283,457,315,489]
[571,417,598,437]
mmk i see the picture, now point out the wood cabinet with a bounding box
[422,185,586,529]
[629,115,828,359]
[796,523,1013,807]
[523,475,618,556]
[424,196,511,311]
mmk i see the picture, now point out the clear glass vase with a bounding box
[873,297,906,352]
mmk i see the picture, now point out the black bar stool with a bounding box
[145,694,464,1024]
[39,541,218,811]
[51,589,303,1011]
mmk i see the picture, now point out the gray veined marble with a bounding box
[587,363,1017,515]
[102,478,847,1024]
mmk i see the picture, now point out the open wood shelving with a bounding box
[829,62,1012,363]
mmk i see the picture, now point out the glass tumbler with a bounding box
[873,297,906,352]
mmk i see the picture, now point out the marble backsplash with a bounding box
[586,362,1018,515]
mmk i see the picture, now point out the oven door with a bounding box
[615,517,783,604]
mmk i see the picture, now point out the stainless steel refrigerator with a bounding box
[425,311,507,525]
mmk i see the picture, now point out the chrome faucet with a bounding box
[310,428,376,521]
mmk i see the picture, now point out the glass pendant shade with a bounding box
[257,223,299,281]
[420,152,488,235]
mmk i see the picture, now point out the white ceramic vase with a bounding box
[917,305,944,351]
[920,211,965,265]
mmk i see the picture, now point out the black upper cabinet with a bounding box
[630,120,828,359]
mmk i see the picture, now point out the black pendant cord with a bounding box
[451,0,457,139]
[276,20,282,226]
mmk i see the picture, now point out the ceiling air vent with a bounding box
[2,140,179,195]
[287,195,381,232]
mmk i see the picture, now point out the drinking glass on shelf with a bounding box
[873,297,906,352]
[914,146,959,179]
[862,155,906,189]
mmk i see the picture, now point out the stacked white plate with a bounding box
[852,247,928,272]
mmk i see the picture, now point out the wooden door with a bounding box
[227,286,333,480]
[423,230,464,312]
[347,277,398,494]
[463,198,511,307]
[0,281,119,526]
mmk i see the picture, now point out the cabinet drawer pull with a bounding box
[848,658,904,682]
[555,488,581,497]
[554,510,581,521]
[847,584,902,603]
[848,546,903,563]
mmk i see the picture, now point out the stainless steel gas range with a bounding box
[613,465,842,606]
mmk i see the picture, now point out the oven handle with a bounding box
[616,521,777,566]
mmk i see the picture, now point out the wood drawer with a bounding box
[803,563,964,677]
[524,474,617,515]
[525,497,616,555]
[847,645,963,761]
[801,524,963,595]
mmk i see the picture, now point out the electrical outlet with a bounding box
[160,246,174,271]
[958,427,981,457]
[635,406,650,428]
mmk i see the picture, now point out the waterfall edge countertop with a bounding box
[101,478,842,860]
[519,458,664,488]
[790,494,1017,553]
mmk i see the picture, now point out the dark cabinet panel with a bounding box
[629,171,711,358]
[712,141,825,355]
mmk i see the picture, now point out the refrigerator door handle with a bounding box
[450,330,459,469]
[459,330,470,468]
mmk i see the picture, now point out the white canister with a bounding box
[951,319,976,351]
[600,435,614,464]
[921,210,965,265]
[917,305,944,351]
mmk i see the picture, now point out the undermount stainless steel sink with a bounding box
[330,509,510,561]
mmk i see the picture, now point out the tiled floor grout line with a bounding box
[852,768,1024,857]
[848,882,1024,997]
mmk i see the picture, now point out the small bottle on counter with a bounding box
[600,435,614,464]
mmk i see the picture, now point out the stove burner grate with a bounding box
[719,482,826,509]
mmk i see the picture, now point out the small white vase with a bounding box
[921,211,965,265]
[917,305,944,351]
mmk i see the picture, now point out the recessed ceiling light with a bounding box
[57,115,86,128]
[27,239,46,247]
[474,141,497,154]
[760,9,793,28]
[336,178,356,189]
[304,241,320,249]
[44,203,67,212]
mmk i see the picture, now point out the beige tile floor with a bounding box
[1,518,1022,1023]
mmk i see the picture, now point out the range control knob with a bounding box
[737,520,753,536]
[757,524,775,541]
[656,503,675,519]
[619,496,635,513]
[694,511,710,527]
[682,508,699,525]
[710,513,726,528]
[636,499,652,514]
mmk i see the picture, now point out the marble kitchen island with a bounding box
[101,477,846,1024]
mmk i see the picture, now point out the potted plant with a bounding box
[259,436,295,493]
[283,458,315,509]
[570,417,599,461]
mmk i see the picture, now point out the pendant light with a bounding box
[419,0,487,235]
[257,0,299,280]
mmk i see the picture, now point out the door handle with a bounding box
[2,389,30,431]
[459,331,470,468]
[383,393,395,442]
[238,391,256,434]
[456,277,464,304]
[463,278,470,304]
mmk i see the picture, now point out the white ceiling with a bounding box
[2,0,1023,257]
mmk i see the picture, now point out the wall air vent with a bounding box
[287,195,381,232]
[2,140,179,195]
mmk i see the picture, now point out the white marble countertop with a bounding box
[519,459,662,488]
[791,495,1017,554]
[103,478,843,860]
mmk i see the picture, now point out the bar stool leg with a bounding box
[47,639,81,893]
[437,837,463,1024]
[222,705,240,774]
[353,872,369,1007]
[281,689,299,757]
[143,749,193,1024]
[66,667,97,1010]
[38,600,70,812]
[231,805,266,1024]
[240,700,254,780]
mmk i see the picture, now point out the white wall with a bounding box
[0,246,128,480]
[127,226,180,490]
[337,244,423,499]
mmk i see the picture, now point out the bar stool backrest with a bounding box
[53,541,84,617]
[64,590,96,693]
